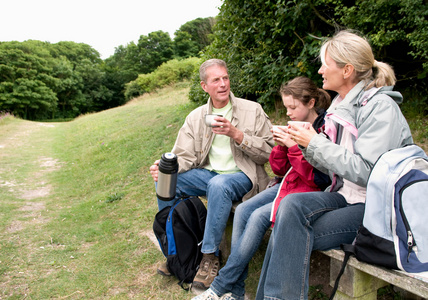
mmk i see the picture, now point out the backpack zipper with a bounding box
[399,179,428,261]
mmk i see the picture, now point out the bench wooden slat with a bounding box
[324,249,428,299]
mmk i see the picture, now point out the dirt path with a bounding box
[0,120,61,234]
[0,120,68,298]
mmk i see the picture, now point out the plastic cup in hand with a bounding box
[205,114,223,127]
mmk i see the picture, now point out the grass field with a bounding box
[0,83,426,299]
[0,84,199,299]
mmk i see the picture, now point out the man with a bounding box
[149,59,274,289]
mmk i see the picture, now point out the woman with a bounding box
[256,30,413,300]
[192,77,331,300]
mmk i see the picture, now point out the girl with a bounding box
[192,76,331,300]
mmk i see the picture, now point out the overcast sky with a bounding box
[1,0,223,59]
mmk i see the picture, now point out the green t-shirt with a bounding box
[205,102,241,174]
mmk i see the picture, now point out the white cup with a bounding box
[272,125,288,134]
[288,121,311,129]
[205,114,222,127]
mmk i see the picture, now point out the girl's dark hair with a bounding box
[280,77,331,112]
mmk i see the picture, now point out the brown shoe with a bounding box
[157,261,172,276]
[192,253,220,290]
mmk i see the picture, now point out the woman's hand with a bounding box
[287,125,317,148]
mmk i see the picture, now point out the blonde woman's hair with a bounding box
[320,30,396,89]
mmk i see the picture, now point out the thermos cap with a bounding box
[163,152,176,160]
[158,152,178,174]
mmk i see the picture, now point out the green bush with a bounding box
[124,57,201,100]
[124,81,144,100]
[190,0,428,113]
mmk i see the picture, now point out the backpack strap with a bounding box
[178,279,190,291]
[329,244,356,300]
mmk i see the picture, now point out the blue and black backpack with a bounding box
[153,196,207,288]
[331,144,428,298]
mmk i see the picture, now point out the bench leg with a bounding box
[329,257,388,300]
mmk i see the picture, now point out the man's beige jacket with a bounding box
[171,92,274,200]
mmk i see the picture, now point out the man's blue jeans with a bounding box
[255,191,365,300]
[157,168,252,254]
[210,184,279,297]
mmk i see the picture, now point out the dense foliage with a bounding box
[0,40,107,120]
[124,57,201,100]
[0,17,215,120]
[190,0,428,113]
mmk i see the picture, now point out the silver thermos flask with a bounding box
[156,152,179,201]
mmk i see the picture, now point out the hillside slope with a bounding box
[0,83,426,299]
[0,85,200,299]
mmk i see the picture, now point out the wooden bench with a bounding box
[219,202,428,300]
[323,249,428,299]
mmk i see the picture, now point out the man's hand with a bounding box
[211,116,244,144]
[149,160,160,182]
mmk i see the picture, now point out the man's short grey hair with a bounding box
[199,59,228,82]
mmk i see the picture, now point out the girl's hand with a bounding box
[287,124,317,148]
[272,128,297,148]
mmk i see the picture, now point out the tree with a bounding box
[49,41,102,65]
[330,0,428,88]
[51,56,84,118]
[102,43,141,109]
[0,45,58,119]
[191,0,327,108]
[0,40,114,119]
[173,31,200,58]
[76,58,113,113]
[137,31,174,74]
[174,17,217,57]
[190,0,428,112]
[49,41,112,115]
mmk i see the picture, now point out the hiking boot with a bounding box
[191,288,220,300]
[156,261,172,276]
[192,253,220,290]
